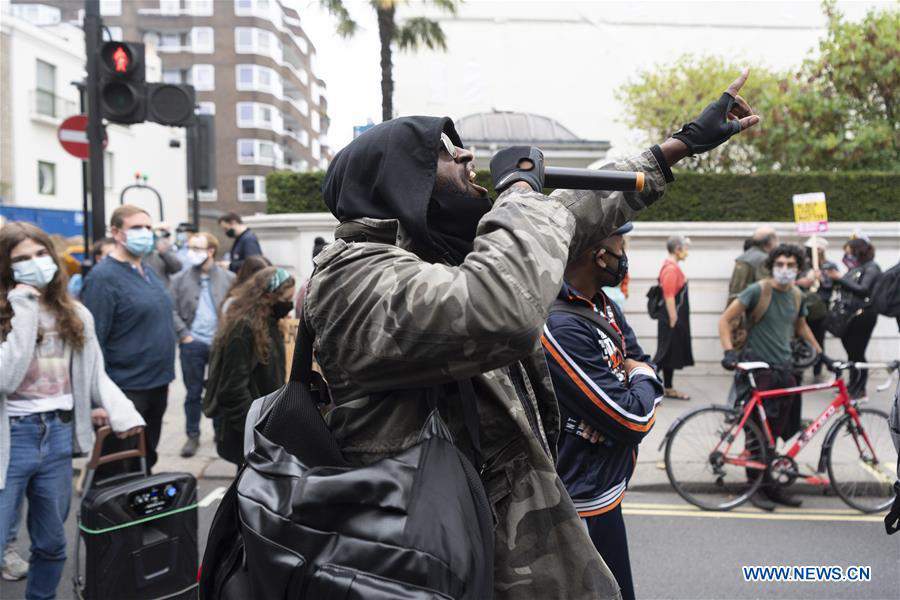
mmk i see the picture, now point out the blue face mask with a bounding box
[125,228,154,257]
[12,255,58,289]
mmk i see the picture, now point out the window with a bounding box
[294,35,308,55]
[106,26,123,41]
[238,176,266,202]
[235,27,254,52]
[234,0,253,14]
[259,106,272,124]
[237,139,281,165]
[35,60,56,117]
[160,0,179,15]
[191,27,214,53]
[298,130,309,146]
[160,32,182,50]
[38,161,55,195]
[197,101,216,115]
[297,68,309,86]
[237,103,254,125]
[100,0,121,16]
[310,111,320,133]
[235,65,281,96]
[311,139,320,160]
[190,65,215,91]
[188,0,213,15]
[162,68,183,83]
[10,4,61,25]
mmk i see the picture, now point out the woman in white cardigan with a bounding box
[0,222,144,600]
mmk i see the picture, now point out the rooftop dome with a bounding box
[456,110,584,143]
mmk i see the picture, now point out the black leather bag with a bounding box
[824,291,862,338]
[199,319,494,600]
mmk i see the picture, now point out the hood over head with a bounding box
[323,116,464,262]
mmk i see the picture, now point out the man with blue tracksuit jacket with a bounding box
[542,222,664,600]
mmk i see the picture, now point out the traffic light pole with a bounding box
[190,123,200,229]
[84,0,105,243]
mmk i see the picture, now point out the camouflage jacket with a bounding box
[304,150,669,599]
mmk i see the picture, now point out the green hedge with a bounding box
[267,169,900,221]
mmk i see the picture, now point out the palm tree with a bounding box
[319,0,459,122]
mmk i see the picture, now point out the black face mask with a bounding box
[596,246,629,286]
[272,300,293,320]
[427,185,492,266]
[225,228,237,239]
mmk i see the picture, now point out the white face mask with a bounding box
[12,255,58,289]
[773,266,797,286]
[187,249,209,267]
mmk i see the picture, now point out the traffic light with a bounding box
[98,41,146,124]
[147,83,196,127]
[96,41,196,127]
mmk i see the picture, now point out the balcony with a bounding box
[30,90,78,125]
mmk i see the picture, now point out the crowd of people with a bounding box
[0,74,897,600]
[0,206,281,597]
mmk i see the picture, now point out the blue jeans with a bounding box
[0,412,73,600]
[180,339,211,438]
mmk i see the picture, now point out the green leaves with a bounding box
[395,17,448,51]
[617,3,899,173]
[318,0,358,37]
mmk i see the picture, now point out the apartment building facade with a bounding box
[12,0,330,220]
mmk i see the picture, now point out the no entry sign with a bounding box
[57,115,107,160]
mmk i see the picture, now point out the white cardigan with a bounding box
[0,288,145,489]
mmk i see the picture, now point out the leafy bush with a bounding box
[267,169,900,221]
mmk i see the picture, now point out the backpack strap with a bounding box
[549,299,624,348]
[750,280,773,324]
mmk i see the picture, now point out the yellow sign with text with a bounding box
[792,192,828,234]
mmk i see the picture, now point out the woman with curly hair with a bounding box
[0,222,144,599]
[204,266,295,466]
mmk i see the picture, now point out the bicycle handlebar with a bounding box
[733,359,899,374]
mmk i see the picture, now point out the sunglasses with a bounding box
[439,132,459,160]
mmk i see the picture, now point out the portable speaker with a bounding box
[74,428,198,600]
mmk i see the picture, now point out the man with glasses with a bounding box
[82,205,177,470]
[169,233,234,457]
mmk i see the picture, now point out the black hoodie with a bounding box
[323,116,465,263]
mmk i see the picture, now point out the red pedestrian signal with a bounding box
[113,46,129,73]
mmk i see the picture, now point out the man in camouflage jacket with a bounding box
[305,74,759,598]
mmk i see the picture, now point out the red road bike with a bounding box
[664,360,899,513]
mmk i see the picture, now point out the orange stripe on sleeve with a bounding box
[541,335,655,434]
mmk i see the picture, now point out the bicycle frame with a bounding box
[714,374,881,482]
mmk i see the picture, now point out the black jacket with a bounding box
[228,229,263,273]
[837,260,882,310]
[206,318,285,463]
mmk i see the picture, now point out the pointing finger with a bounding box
[725,68,750,98]
[738,114,761,131]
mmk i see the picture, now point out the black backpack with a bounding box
[646,283,665,320]
[199,319,494,600]
[873,262,900,318]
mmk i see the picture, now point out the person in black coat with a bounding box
[217,212,263,273]
[824,237,882,399]
[204,266,295,465]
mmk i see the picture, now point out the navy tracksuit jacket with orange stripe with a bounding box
[542,283,664,516]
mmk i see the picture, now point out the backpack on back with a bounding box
[873,262,900,318]
[199,318,494,600]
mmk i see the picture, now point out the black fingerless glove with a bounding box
[672,93,743,155]
[721,349,739,371]
[490,146,545,193]
[817,353,836,371]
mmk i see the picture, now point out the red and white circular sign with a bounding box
[58,115,107,160]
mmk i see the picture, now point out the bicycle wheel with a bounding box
[665,406,768,511]
[825,408,896,513]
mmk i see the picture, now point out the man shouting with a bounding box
[303,73,759,598]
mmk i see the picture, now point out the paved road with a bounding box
[626,489,899,599]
